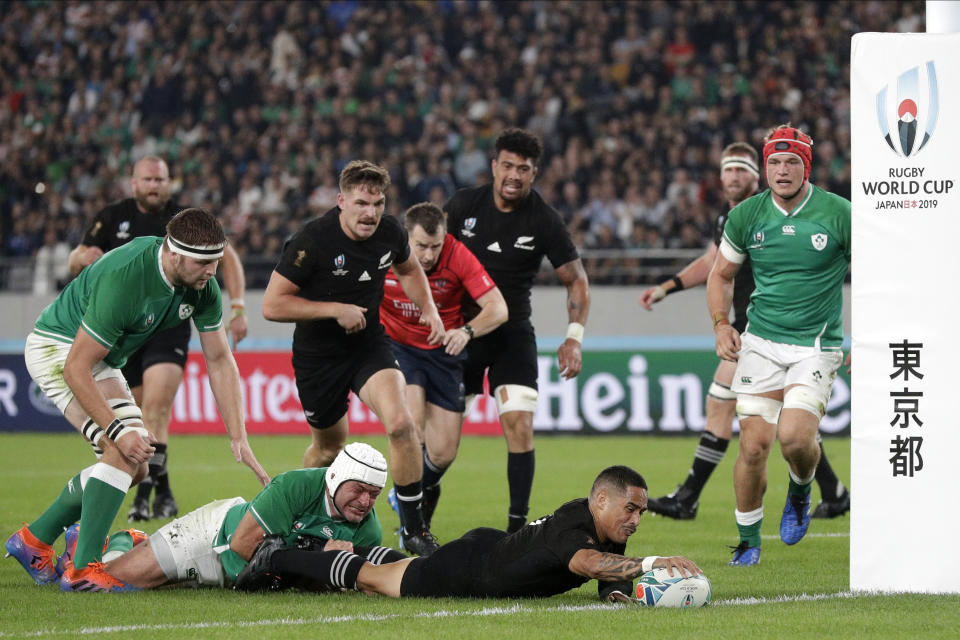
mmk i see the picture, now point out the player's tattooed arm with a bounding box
[555,258,590,326]
[569,549,703,580]
[568,549,645,581]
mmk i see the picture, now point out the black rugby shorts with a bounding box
[293,334,400,429]
[121,322,191,388]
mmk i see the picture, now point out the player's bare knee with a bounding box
[384,416,416,443]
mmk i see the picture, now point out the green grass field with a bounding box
[1,433,957,639]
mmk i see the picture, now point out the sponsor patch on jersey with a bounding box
[462,217,477,237]
[811,233,828,251]
[487,241,502,253]
[749,230,764,249]
[432,278,448,290]
[294,250,306,267]
[378,251,393,269]
[143,313,155,328]
[322,526,334,538]
[333,253,348,276]
[782,224,796,235]
[514,235,535,250]
[359,270,371,282]
[116,221,131,240]
[178,304,194,320]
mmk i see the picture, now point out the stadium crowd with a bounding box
[0,0,923,287]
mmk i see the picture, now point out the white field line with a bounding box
[0,592,874,638]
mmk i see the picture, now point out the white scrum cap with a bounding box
[325,442,388,499]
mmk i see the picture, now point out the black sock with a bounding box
[507,450,535,529]
[680,432,729,502]
[272,549,365,590]
[356,545,408,565]
[151,443,171,495]
[815,439,844,499]
[134,476,153,501]
[394,481,426,534]
[421,448,447,489]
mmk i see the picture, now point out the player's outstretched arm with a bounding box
[556,258,589,379]
[199,328,270,486]
[262,271,365,331]
[639,244,717,310]
[220,242,248,348]
[568,549,702,582]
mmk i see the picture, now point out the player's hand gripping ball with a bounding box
[635,567,712,607]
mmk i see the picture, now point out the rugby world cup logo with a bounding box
[875,61,939,157]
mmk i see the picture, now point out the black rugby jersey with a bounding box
[479,498,631,598]
[275,207,410,357]
[82,198,182,252]
[714,206,754,325]
[445,185,579,325]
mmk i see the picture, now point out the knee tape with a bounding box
[707,381,737,402]
[82,399,149,453]
[783,385,828,418]
[735,395,783,425]
[493,384,539,415]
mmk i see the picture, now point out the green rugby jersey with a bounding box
[33,236,223,368]
[721,185,850,348]
[214,468,382,582]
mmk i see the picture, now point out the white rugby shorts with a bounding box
[731,332,842,397]
[150,497,245,587]
[24,332,127,413]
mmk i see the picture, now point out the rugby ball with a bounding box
[635,567,711,607]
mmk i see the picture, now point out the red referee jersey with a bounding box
[381,234,496,350]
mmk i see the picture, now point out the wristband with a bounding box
[231,300,245,308]
[650,286,667,302]
[565,322,585,344]
[461,323,475,339]
[231,306,246,320]
[712,311,730,328]
[668,275,684,293]
[641,556,660,573]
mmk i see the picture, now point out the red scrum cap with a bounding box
[763,126,813,182]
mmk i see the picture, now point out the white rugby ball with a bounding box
[635,567,712,607]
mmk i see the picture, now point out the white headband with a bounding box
[167,236,225,260]
[721,156,760,178]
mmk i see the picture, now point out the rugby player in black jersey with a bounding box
[262,160,444,556]
[237,465,701,601]
[444,129,590,533]
[68,156,249,522]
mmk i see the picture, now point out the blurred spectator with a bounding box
[32,226,71,295]
[0,0,922,287]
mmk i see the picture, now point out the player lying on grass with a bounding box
[234,465,702,602]
[58,443,405,592]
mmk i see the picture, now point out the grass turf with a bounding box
[1,433,957,639]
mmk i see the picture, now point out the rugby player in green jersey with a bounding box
[5,208,269,591]
[706,125,850,566]
[61,443,404,591]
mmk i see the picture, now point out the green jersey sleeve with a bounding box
[192,278,223,332]
[721,199,751,256]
